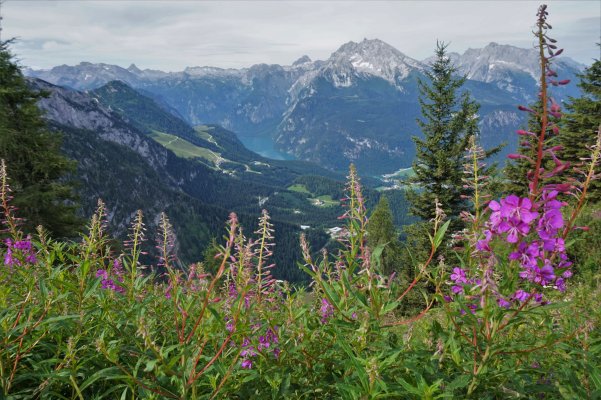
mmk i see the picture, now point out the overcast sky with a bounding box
[2,1,599,71]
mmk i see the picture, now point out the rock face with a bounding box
[33,79,171,174]
[26,40,585,174]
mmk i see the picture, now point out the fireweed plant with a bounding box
[435,4,601,396]
[1,5,600,399]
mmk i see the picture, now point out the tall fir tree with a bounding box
[367,196,403,276]
[0,41,81,237]
[559,55,601,201]
[407,41,479,230]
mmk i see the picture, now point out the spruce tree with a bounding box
[0,41,81,237]
[559,56,601,200]
[367,196,402,275]
[407,41,479,230]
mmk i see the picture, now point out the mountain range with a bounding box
[29,77,414,282]
[25,39,586,174]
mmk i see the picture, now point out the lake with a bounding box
[237,134,296,161]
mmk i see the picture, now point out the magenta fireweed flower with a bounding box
[497,297,511,308]
[450,267,467,284]
[499,219,531,243]
[258,335,270,350]
[499,195,539,224]
[476,230,493,252]
[96,269,108,279]
[509,242,540,268]
[4,237,37,267]
[96,269,124,293]
[537,209,564,239]
[542,237,565,252]
[320,298,334,324]
[451,285,464,294]
[513,289,530,302]
[224,316,235,333]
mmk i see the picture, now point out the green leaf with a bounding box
[433,220,451,250]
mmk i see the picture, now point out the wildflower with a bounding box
[513,289,530,302]
[320,298,334,324]
[537,209,564,239]
[499,195,538,225]
[509,242,540,268]
[497,297,511,308]
[451,285,464,294]
[258,335,270,350]
[450,267,468,284]
[3,237,37,267]
[96,268,124,293]
[475,230,492,252]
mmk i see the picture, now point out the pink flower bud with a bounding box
[558,79,570,85]
[518,105,536,113]
[517,129,536,136]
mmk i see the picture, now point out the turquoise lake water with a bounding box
[237,135,295,161]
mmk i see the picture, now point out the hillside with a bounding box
[30,78,412,281]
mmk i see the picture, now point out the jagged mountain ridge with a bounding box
[26,39,586,173]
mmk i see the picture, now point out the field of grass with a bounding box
[314,194,339,207]
[287,184,339,207]
[381,167,415,180]
[193,125,220,147]
[150,131,221,163]
[287,184,311,194]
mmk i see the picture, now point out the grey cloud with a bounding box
[3,1,599,70]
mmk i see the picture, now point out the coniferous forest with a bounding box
[1,4,600,398]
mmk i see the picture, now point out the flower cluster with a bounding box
[320,298,334,324]
[480,191,572,291]
[239,325,280,369]
[4,236,37,267]
[96,259,125,293]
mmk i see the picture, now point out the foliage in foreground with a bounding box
[1,4,601,400]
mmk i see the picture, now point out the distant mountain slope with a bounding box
[26,40,586,174]
[90,80,198,138]
[30,78,335,282]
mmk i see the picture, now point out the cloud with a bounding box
[3,1,599,70]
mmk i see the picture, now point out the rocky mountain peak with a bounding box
[127,63,142,74]
[459,42,542,81]
[325,38,423,86]
[293,55,312,66]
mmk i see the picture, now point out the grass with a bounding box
[314,195,339,207]
[287,184,339,207]
[382,167,416,180]
[287,184,311,194]
[150,130,221,163]
[193,125,221,147]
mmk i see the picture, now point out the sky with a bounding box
[2,1,599,71]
